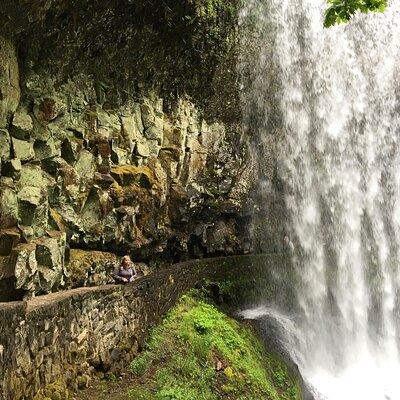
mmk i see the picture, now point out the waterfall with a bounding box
[240,1,400,399]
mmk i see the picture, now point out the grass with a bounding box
[125,291,302,400]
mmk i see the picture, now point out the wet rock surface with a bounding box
[0,33,255,297]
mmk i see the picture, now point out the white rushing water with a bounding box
[239,1,400,399]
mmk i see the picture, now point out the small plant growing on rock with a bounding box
[130,352,152,376]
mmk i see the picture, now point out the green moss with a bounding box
[33,380,71,400]
[126,292,302,400]
[130,351,152,376]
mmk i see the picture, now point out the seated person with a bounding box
[113,255,137,283]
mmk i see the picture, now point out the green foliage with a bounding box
[126,293,302,400]
[130,352,151,377]
[104,372,118,382]
[127,387,154,400]
[324,0,388,27]
[156,384,200,400]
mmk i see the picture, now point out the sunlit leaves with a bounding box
[324,0,388,27]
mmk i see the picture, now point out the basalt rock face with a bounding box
[0,1,257,297]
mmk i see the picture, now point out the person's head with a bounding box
[121,255,131,269]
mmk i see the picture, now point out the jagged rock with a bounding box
[80,187,103,233]
[75,150,96,182]
[163,122,186,148]
[0,185,18,228]
[115,205,138,218]
[35,232,66,290]
[94,172,115,188]
[0,82,253,294]
[136,140,150,157]
[0,256,13,280]
[201,122,224,150]
[10,110,33,140]
[110,165,157,188]
[59,161,80,188]
[12,137,35,161]
[148,140,161,157]
[64,249,117,288]
[33,97,65,124]
[0,37,20,128]
[97,139,112,159]
[133,103,145,134]
[111,145,129,165]
[61,138,83,164]
[11,243,38,291]
[140,103,155,129]
[18,186,42,206]
[96,108,121,139]
[1,158,21,179]
[0,129,11,160]
[33,138,58,160]
[11,232,66,293]
[144,116,164,144]
[121,114,142,146]
[49,208,68,233]
[20,164,56,191]
[0,229,20,256]
[17,186,49,233]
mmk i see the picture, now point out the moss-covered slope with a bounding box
[76,292,302,400]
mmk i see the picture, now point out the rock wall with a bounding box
[0,32,255,298]
[0,254,291,400]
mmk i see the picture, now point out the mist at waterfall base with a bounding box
[239,1,400,399]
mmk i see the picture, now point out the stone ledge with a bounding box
[0,253,291,400]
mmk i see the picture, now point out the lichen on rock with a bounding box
[0,0,256,297]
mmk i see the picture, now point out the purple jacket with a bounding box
[113,264,137,283]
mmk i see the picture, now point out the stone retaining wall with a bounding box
[0,254,291,400]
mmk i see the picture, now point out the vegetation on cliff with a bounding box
[77,291,302,400]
